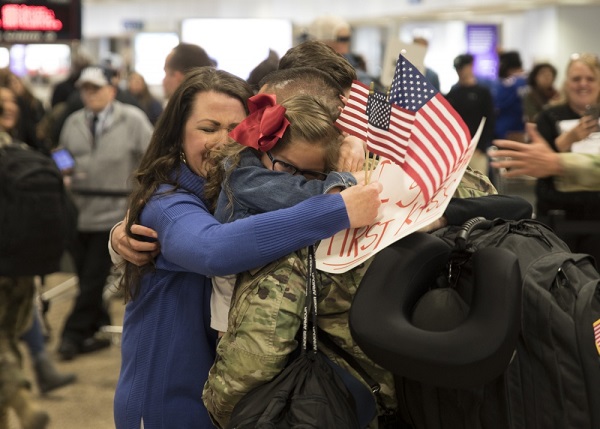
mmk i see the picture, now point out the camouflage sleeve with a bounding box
[202,253,308,428]
[554,153,600,192]
[453,165,498,198]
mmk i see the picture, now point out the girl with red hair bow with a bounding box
[204,92,364,334]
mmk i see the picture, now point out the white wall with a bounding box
[554,5,600,87]
[78,2,600,96]
[397,20,469,93]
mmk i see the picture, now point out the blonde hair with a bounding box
[205,94,342,213]
[277,94,342,169]
[561,53,600,104]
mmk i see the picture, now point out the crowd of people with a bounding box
[0,12,598,429]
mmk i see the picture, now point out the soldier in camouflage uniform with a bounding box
[491,138,600,192]
[202,173,497,428]
[0,276,49,428]
[203,250,386,428]
[554,153,600,191]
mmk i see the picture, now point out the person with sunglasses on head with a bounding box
[495,53,600,262]
[305,15,378,89]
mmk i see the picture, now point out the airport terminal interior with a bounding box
[2,0,600,428]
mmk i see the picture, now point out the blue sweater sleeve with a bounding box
[143,191,349,277]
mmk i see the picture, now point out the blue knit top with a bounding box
[114,165,349,429]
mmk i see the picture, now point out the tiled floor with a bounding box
[9,272,125,429]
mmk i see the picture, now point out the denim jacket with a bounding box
[214,149,357,223]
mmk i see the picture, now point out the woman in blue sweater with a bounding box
[112,67,382,429]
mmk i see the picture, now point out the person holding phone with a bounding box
[520,53,600,261]
[51,147,75,173]
[546,54,600,153]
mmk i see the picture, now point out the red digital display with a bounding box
[1,5,63,31]
[0,1,80,43]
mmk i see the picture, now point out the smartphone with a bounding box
[51,147,75,172]
[585,104,599,121]
[584,104,600,132]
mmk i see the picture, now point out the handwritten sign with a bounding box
[316,124,481,273]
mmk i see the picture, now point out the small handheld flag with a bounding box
[335,53,472,202]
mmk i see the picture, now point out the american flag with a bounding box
[335,81,415,164]
[594,319,600,356]
[389,54,472,201]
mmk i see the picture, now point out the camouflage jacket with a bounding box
[555,153,600,192]
[202,167,497,428]
[202,251,395,428]
[0,276,35,408]
[454,165,497,198]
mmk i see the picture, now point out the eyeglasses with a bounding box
[266,151,328,181]
[336,35,351,43]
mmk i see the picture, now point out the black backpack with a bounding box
[351,217,600,429]
[0,139,77,276]
[227,246,366,429]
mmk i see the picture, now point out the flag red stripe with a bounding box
[336,120,366,138]
[343,108,369,126]
[404,142,444,197]
[367,134,408,162]
[402,160,434,202]
[411,118,452,175]
[407,132,446,186]
[336,83,369,140]
[367,138,407,161]
[390,109,415,135]
[418,108,460,164]
[406,93,471,198]
[435,95,471,148]
[428,95,470,152]
[366,105,414,165]
[337,106,366,124]
[420,98,466,164]
[370,120,408,142]
[367,144,407,162]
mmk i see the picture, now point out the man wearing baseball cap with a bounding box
[56,65,153,361]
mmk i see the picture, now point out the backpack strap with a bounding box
[316,326,380,396]
[304,245,382,396]
[302,245,319,354]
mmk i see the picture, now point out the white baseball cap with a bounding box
[75,66,114,88]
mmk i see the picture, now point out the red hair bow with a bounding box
[229,93,290,152]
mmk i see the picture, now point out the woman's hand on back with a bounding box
[112,221,160,266]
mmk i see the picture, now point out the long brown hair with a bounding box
[120,67,252,301]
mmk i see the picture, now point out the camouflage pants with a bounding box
[203,250,396,429]
[0,276,34,411]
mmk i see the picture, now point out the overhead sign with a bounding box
[466,24,499,81]
[0,0,81,43]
